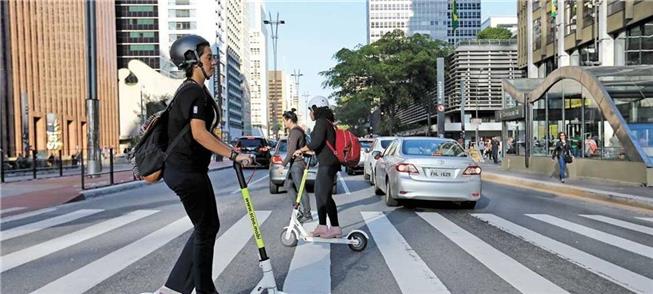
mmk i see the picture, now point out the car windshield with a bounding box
[381,140,392,149]
[237,139,265,148]
[402,140,466,157]
[361,141,373,149]
[276,140,288,153]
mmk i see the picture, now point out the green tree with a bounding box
[322,30,452,135]
[477,27,513,40]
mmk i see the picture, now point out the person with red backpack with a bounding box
[293,96,342,238]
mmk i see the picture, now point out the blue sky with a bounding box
[263,0,517,100]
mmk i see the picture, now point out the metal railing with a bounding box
[79,148,137,190]
[1,149,81,183]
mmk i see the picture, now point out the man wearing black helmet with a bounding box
[155,35,251,294]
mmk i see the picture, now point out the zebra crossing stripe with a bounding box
[361,211,450,294]
[635,217,653,223]
[527,214,653,259]
[1,209,104,241]
[417,212,568,294]
[283,213,331,294]
[473,214,653,294]
[1,210,157,273]
[580,215,653,236]
[31,216,192,294]
[0,208,57,224]
[1,207,27,215]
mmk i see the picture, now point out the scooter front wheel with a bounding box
[347,231,368,252]
[280,228,298,247]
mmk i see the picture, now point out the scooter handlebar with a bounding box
[233,154,256,189]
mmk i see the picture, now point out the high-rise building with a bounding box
[224,0,246,139]
[246,0,268,137]
[268,70,285,137]
[517,0,653,78]
[2,0,119,157]
[481,16,518,36]
[367,0,481,45]
[115,0,160,70]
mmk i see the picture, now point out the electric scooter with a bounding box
[280,155,368,251]
[233,158,287,294]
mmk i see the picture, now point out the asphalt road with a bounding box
[1,167,652,294]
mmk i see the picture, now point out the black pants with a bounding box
[163,168,220,294]
[315,165,339,226]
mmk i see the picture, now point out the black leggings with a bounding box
[315,165,340,226]
[163,168,219,294]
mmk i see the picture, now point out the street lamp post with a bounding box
[264,12,284,139]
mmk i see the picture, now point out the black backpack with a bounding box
[129,81,199,183]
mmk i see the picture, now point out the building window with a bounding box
[565,1,577,35]
[579,42,599,66]
[625,20,653,65]
[128,5,153,13]
[534,19,542,50]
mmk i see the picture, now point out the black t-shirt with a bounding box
[165,81,219,173]
[306,118,339,167]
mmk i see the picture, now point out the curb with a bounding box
[482,172,653,210]
[76,165,232,201]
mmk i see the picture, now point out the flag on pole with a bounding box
[451,0,459,32]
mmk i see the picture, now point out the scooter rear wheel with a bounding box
[347,232,368,251]
[280,228,298,247]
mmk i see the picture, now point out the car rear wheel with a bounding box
[269,181,280,194]
[385,181,399,207]
[461,201,477,209]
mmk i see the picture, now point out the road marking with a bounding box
[1,210,157,272]
[635,217,653,223]
[337,172,351,195]
[527,214,653,259]
[284,213,330,294]
[361,211,450,294]
[580,215,653,236]
[231,175,269,194]
[1,209,103,241]
[0,207,57,224]
[1,207,27,215]
[32,216,192,294]
[473,214,653,294]
[417,212,568,294]
[206,211,271,290]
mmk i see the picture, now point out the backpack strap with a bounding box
[325,121,340,157]
[161,80,202,159]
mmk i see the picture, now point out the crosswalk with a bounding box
[1,207,652,294]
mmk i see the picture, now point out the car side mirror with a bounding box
[373,151,382,160]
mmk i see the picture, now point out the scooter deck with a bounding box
[301,236,354,244]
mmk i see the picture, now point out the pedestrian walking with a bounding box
[491,137,499,164]
[293,96,342,239]
[282,108,312,223]
[552,132,573,183]
[152,35,251,294]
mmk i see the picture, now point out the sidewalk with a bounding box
[480,163,653,210]
[0,161,232,217]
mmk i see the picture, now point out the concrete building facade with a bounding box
[481,16,518,36]
[2,0,119,157]
[116,0,160,71]
[267,70,285,138]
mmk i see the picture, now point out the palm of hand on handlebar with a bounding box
[235,153,255,166]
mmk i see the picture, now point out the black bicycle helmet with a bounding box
[169,35,210,70]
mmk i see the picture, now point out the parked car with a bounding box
[345,138,374,175]
[373,137,481,208]
[268,137,336,194]
[234,136,272,167]
[363,136,396,184]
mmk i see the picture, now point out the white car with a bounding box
[363,136,396,184]
[373,137,481,208]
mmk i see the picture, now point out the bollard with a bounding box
[81,150,85,189]
[59,150,63,177]
[109,148,114,185]
[32,150,37,179]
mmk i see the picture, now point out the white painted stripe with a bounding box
[417,212,568,294]
[1,207,26,215]
[0,208,57,224]
[527,214,653,259]
[635,217,653,223]
[32,216,192,294]
[361,211,450,294]
[284,214,330,294]
[473,214,653,294]
[1,209,103,241]
[337,172,351,195]
[1,210,157,272]
[580,215,653,236]
[231,175,269,194]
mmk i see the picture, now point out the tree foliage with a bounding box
[321,30,452,135]
[477,27,513,40]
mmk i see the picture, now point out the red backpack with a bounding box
[326,124,361,168]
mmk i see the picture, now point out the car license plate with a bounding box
[427,168,452,178]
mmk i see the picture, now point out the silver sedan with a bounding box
[373,137,481,208]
